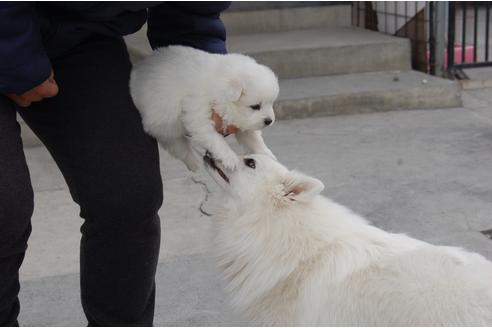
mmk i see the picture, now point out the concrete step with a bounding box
[461,67,492,90]
[125,4,352,59]
[222,4,351,35]
[226,2,347,12]
[275,70,462,119]
[227,27,412,79]
[125,27,411,79]
[21,71,462,148]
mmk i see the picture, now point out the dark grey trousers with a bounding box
[0,36,163,326]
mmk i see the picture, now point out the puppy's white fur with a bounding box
[205,154,492,326]
[130,46,278,171]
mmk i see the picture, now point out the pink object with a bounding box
[426,44,475,71]
[446,44,475,66]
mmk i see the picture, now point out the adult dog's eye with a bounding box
[250,104,261,110]
[244,158,256,169]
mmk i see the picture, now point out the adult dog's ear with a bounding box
[225,79,243,102]
[282,171,324,202]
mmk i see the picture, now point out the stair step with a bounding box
[222,4,351,35]
[227,27,411,79]
[20,71,461,148]
[275,70,462,119]
[22,71,461,148]
[226,2,348,12]
[125,27,411,80]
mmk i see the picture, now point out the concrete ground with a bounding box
[17,89,492,326]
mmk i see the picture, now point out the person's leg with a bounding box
[19,36,163,326]
[0,97,34,326]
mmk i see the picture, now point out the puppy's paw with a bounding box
[218,152,240,171]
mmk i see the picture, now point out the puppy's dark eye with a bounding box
[250,104,261,110]
[244,158,256,169]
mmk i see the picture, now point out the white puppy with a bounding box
[204,153,492,326]
[130,46,278,171]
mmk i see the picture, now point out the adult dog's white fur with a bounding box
[205,154,492,326]
[130,46,278,171]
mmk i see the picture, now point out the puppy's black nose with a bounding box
[264,118,273,126]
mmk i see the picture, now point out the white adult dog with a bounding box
[204,153,492,326]
[130,46,278,172]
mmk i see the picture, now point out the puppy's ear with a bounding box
[225,79,243,102]
[282,171,324,203]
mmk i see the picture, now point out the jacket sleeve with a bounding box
[147,2,231,54]
[0,3,52,94]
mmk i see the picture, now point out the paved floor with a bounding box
[16,89,492,326]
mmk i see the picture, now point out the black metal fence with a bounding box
[353,1,492,78]
[352,2,430,73]
[447,2,492,76]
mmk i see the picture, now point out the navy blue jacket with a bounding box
[0,2,230,94]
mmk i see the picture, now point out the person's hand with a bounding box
[212,111,239,136]
[6,70,59,107]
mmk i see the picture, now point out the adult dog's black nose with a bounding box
[264,118,272,126]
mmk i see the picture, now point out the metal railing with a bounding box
[447,2,492,77]
[352,1,431,73]
[353,2,492,78]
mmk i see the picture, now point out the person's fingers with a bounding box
[42,82,59,98]
[4,70,58,108]
[47,70,55,83]
[29,93,43,102]
[21,89,43,101]
[37,78,59,98]
[16,100,32,108]
[8,89,45,107]
[6,94,32,107]
[225,125,240,135]
[46,71,59,97]
[211,111,223,133]
[211,111,240,135]
[28,71,59,99]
